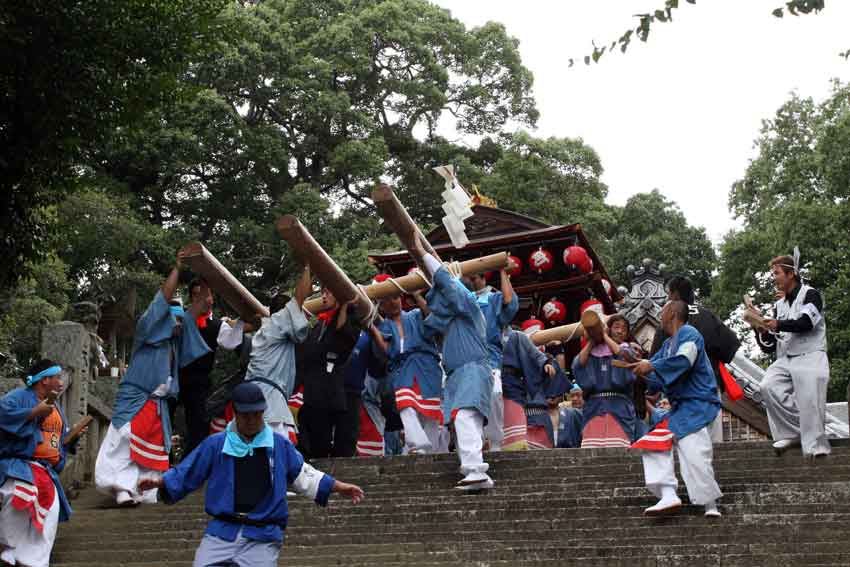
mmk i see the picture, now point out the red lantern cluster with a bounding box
[528,247,554,274]
[542,299,567,324]
[563,246,593,274]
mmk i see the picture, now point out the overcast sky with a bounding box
[432,0,850,242]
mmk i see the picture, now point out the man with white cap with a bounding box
[139,382,364,567]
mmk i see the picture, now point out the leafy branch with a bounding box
[577,0,835,67]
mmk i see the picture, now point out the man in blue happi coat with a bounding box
[96,251,211,506]
[500,329,562,450]
[0,360,85,567]
[467,265,518,451]
[139,382,364,567]
[631,301,723,518]
[411,235,494,490]
[571,312,642,449]
[548,384,584,449]
[373,282,444,454]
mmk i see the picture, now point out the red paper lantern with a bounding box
[580,299,604,316]
[528,247,554,274]
[521,318,545,336]
[542,299,567,324]
[563,246,592,274]
[505,255,522,277]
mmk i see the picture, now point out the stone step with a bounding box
[52,540,850,565]
[52,524,850,558]
[50,440,850,566]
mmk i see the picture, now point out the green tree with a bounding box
[714,81,850,401]
[604,190,716,296]
[0,0,229,289]
[83,0,538,296]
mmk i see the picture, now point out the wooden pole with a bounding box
[276,215,374,324]
[301,252,509,315]
[371,183,441,271]
[530,312,611,346]
[179,242,270,323]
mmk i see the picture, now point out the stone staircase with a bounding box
[51,440,850,566]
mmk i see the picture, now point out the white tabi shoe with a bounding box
[704,501,722,518]
[772,438,801,455]
[456,472,494,491]
[643,493,682,517]
[116,490,139,508]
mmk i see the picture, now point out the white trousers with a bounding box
[642,425,722,506]
[0,478,60,567]
[400,408,441,453]
[761,352,831,456]
[95,423,161,503]
[454,409,489,476]
[483,369,504,451]
[710,410,724,444]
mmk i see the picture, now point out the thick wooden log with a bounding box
[276,215,374,324]
[179,242,270,322]
[371,183,441,270]
[531,312,611,346]
[302,252,509,315]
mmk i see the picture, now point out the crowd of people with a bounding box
[0,245,832,567]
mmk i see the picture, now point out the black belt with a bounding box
[213,513,280,528]
[502,366,522,378]
[589,392,631,402]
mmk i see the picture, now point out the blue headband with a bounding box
[26,365,63,387]
[169,305,185,317]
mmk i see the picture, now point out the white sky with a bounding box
[432,0,850,242]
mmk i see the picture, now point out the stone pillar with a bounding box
[41,321,93,486]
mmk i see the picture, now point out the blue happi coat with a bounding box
[423,267,492,422]
[112,290,210,452]
[501,330,567,410]
[645,324,721,440]
[0,388,75,522]
[476,287,519,371]
[572,347,641,442]
[162,431,334,544]
[377,309,442,399]
[553,407,583,448]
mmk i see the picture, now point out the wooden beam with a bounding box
[371,183,440,271]
[276,215,374,325]
[301,252,509,315]
[179,242,269,323]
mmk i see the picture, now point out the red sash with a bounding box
[11,464,55,532]
[209,401,235,434]
[631,418,674,452]
[719,363,745,401]
[129,400,169,471]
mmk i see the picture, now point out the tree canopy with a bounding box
[713,81,850,401]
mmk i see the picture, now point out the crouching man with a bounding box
[139,382,365,567]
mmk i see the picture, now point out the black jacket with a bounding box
[297,308,361,411]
